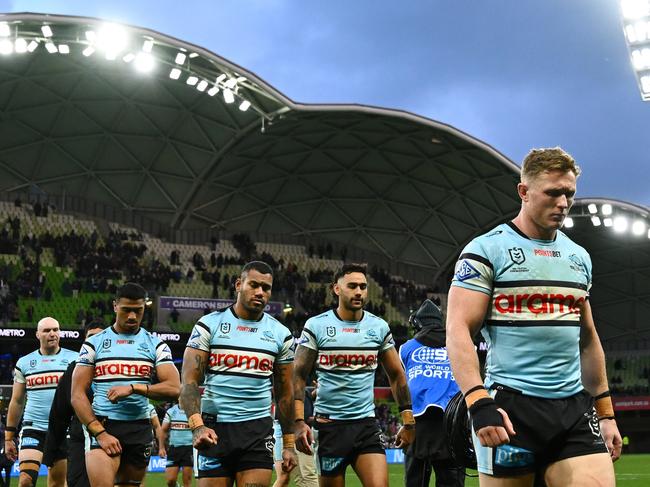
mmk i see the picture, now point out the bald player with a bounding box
[4,317,77,487]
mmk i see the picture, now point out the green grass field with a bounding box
[32,454,648,486]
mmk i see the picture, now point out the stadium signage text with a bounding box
[0,329,80,339]
[152,332,182,342]
[493,293,583,315]
[159,296,283,315]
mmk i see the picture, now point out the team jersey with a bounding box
[399,340,459,416]
[163,405,192,446]
[451,221,592,398]
[77,326,174,420]
[299,309,394,420]
[14,348,77,431]
[186,306,294,422]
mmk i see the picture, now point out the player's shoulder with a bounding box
[60,347,78,359]
[556,230,590,256]
[466,223,511,251]
[197,307,229,328]
[16,349,39,368]
[304,309,334,330]
[362,310,387,325]
[263,313,292,337]
[86,327,111,346]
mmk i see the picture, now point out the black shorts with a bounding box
[195,415,274,478]
[86,418,153,469]
[314,417,386,476]
[473,387,608,477]
[19,429,47,453]
[67,438,90,487]
[42,435,69,467]
[167,445,193,468]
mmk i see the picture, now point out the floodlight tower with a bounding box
[620,0,650,100]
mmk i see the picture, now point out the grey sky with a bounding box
[4,0,649,205]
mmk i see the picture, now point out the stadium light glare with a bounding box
[14,38,27,53]
[216,73,227,84]
[602,204,613,215]
[0,39,13,55]
[142,39,153,53]
[613,216,629,233]
[641,75,650,93]
[196,80,208,92]
[186,76,198,86]
[631,48,650,70]
[0,22,10,37]
[134,52,155,72]
[174,52,186,64]
[647,229,650,239]
[169,68,181,79]
[58,44,70,55]
[603,218,613,227]
[587,203,598,214]
[45,42,58,54]
[621,0,650,20]
[563,217,574,228]
[625,21,650,43]
[224,78,237,89]
[41,25,53,38]
[122,52,135,63]
[239,100,251,111]
[632,220,646,235]
[591,216,602,227]
[96,23,129,58]
[189,52,199,58]
[82,46,95,57]
[27,40,38,52]
[207,86,219,96]
[223,88,235,104]
[85,30,96,42]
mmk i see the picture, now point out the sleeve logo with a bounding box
[455,260,480,281]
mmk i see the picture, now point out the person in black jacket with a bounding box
[42,322,107,487]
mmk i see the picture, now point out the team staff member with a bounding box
[400,299,464,487]
[180,261,297,487]
[293,264,415,487]
[159,403,194,487]
[447,148,622,487]
[42,322,107,487]
[4,317,76,487]
[71,283,181,487]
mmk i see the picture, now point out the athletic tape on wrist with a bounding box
[400,409,415,426]
[469,397,504,432]
[294,399,304,422]
[282,434,295,449]
[188,413,204,431]
[595,395,615,420]
[464,387,490,409]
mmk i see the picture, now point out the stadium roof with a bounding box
[0,13,649,342]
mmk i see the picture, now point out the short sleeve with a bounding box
[451,239,495,295]
[163,411,171,424]
[379,323,395,353]
[13,365,25,384]
[297,321,318,351]
[76,341,96,367]
[186,321,211,352]
[155,341,173,365]
[277,334,295,364]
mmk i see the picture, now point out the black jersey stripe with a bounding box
[196,321,211,334]
[94,357,155,364]
[206,369,272,380]
[485,319,581,327]
[319,346,381,351]
[458,252,494,270]
[314,368,375,374]
[494,280,588,291]
[207,345,278,356]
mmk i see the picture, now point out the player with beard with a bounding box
[71,283,181,487]
[4,317,76,487]
[293,263,415,487]
[181,261,297,487]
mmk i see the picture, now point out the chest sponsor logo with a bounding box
[318,352,377,367]
[209,352,274,372]
[508,247,525,265]
[493,293,584,315]
[237,325,258,333]
[326,326,336,337]
[455,260,480,282]
[117,339,135,345]
[94,361,153,378]
[171,422,190,430]
[534,249,561,257]
[26,372,63,387]
[342,327,360,333]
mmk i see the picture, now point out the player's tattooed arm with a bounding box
[292,346,317,406]
[379,347,412,409]
[274,363,295,435]
[179,347,208,416]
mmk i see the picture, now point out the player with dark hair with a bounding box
[180,260,297,487]
[71,282,181,487]
[4,317,76,487]
[447,148,621,487]
[42,321,107,487]
[293,263,415,487]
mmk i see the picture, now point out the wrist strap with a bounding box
[294,399,305,422]
[400,409,415,426]
[4,429,15,441]
[594,390,611,400]
[86,419,104,437]
[92,429,107,439]
[465,386,490,408]
[282,434,295,449]
[595,394,615,420]
[188,413,204,431]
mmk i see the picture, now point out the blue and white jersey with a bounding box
[451,221,592,398]
[298,309,394,420]
[163,405,192,446]
[186,306,294,422]
[399,339,459,416]
[14,348,77,431]
[76,326,174,420]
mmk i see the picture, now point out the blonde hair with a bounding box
[521,147,581,183]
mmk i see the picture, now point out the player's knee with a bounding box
[19,469,39,487]
[166,479,176,487]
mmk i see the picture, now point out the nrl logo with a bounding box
[326,326,336,337]
[508,247,526,265]
[220,322,231,334]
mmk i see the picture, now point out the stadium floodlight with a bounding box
[82,46,95,57]
[239,100,251,111]
[631,48,650,70]
[587,203,598,214]
[0,22,10,37]
[602,203,613,215]
[142,39,153,53]
[603,217,613,227]
[621,0,650,20]
[189,52,199,58]
[207,86,219,96]
[174,52,186,64]
[27,40,38,52]
[632,220,646,235]
[648,229,650,238]
[0,39,13,55]
[96,23,129,59]
[85,30,96,42]
[641,75,650,93]
[58,44,70,54]
[563,217,574,228]
[216,73,227,84]
[613,216,629,233]
[169,68,181,79]
[41,25,53,38]
[134,52,155,72]
[625,21,650,43]
[591,216,602,227]
[122,52,135,63]
[224,78,237,89]
[44,42,58,54]
[196,80,208,92]
[14,38,27,53]
[186,76,198,86]
[223,88,235,104]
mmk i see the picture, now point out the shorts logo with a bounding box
[320,456,344,472]
[265,437,275,453]
[197,454,221,471]
[587,408,602,438]
[143,445,152,459]
[220,323,231,334]
[455,260,480,282]
[326,326,336,337]
[102,339,112,350]
[508,248,526,265]
[20,437,39,447]
[494,444,534,467]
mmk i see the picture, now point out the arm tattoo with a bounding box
[275,363,294,435]
[395,382,412,408]
[293,346,317,401]
[179,382,201,417]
